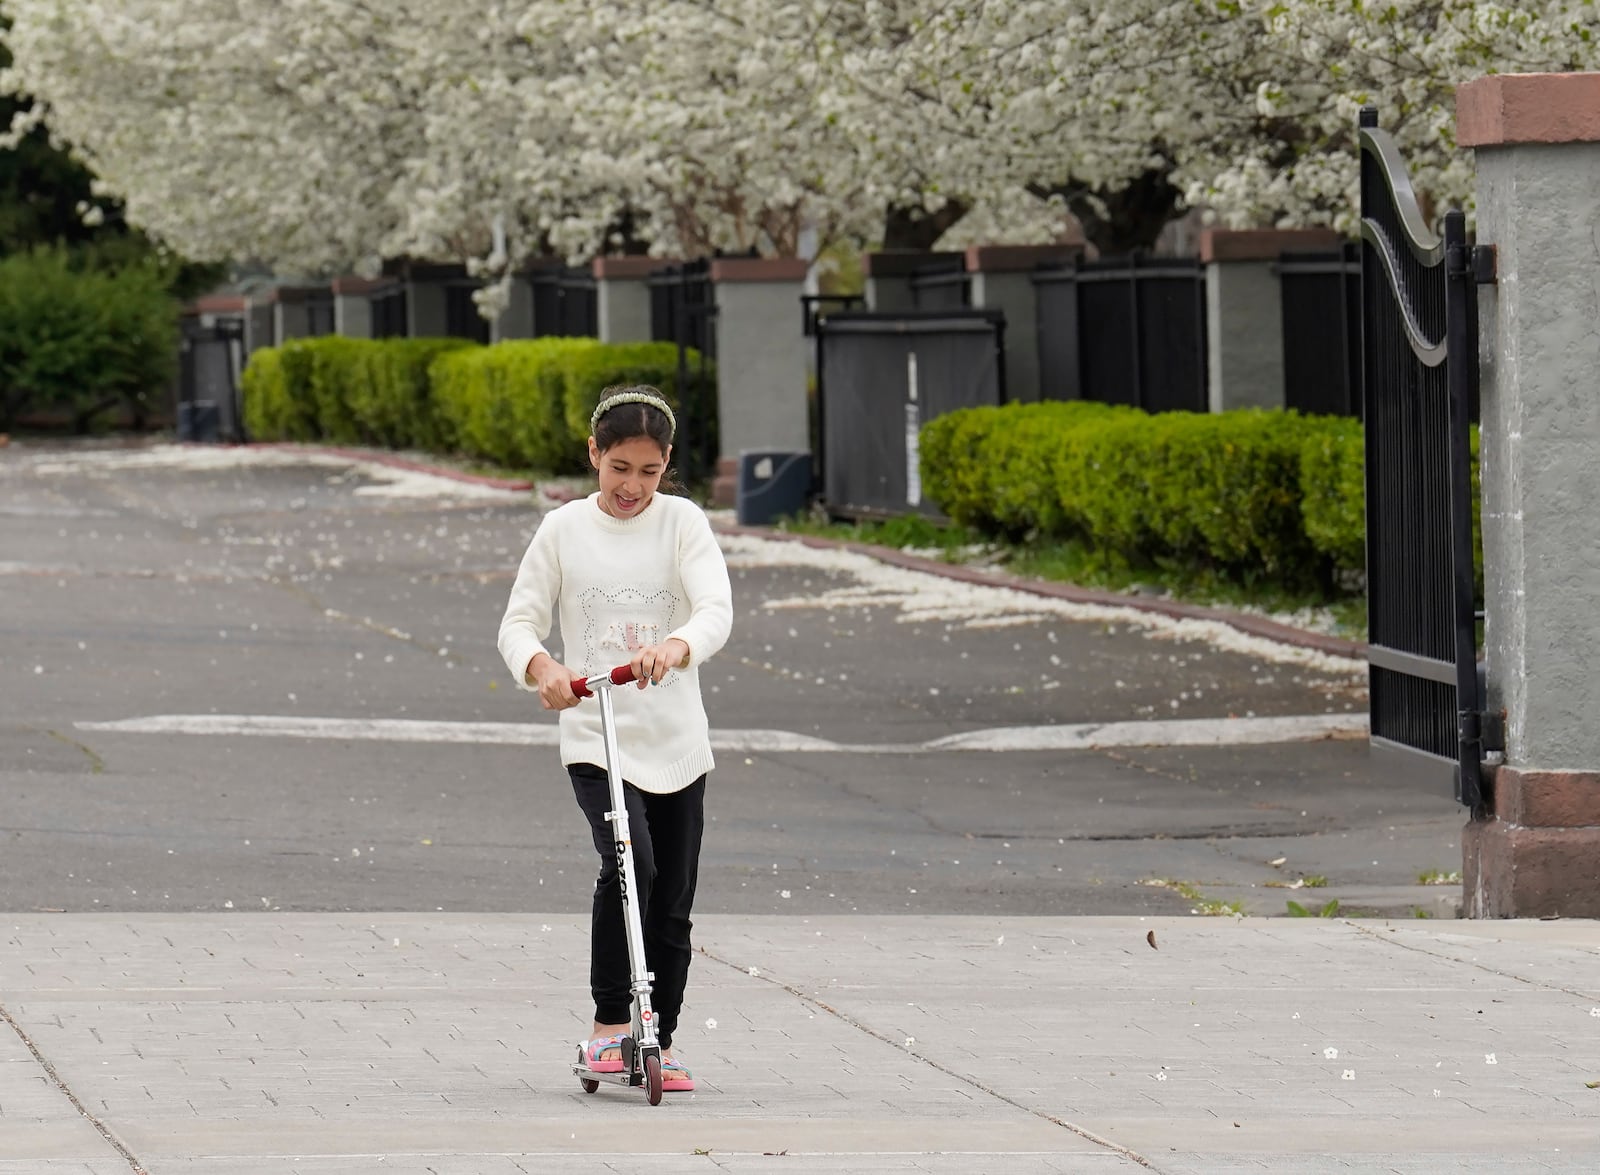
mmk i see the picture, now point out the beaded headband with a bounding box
[589,390,677,440]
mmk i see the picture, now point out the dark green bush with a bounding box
[0,245,177,432]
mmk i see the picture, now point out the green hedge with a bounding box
[922,401,1483,591]
[242,336,699,473]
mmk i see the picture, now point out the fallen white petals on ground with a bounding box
[718,534,1363,676]
[15,443,528,502]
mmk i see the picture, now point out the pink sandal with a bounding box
[660,1057,695,1092]
[581,1034,626,1073]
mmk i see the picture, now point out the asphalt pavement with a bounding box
[1,439,1578,1174]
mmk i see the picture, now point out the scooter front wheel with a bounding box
[579,1077,600,1094]
[644,1054,663,1105]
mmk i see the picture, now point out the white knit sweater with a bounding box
[497,492,733,794]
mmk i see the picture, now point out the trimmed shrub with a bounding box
[558,341,701,446]
[353,337,476,451]
[924,402,1355,587]
[432,338,604,472]
[305,335,370,445]
[922,401,1125,538]
[242,335,707,475]
[1298,417,1366,573]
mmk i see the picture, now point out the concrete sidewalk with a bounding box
[2,914,1597,1174]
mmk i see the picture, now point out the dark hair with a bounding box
[590,384,682,493]
[591,384,674,455]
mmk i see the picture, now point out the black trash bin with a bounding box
[176,399,221,443]
[735,450,812,526]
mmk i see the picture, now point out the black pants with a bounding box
[570,764,705,1050]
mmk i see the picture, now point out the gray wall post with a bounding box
[491,274,536,343]
[862,251,963,312]
[1456,72,1600,917]
[272,288,313,343]
[965,244,1083,402]
[709,257,811,505]
[332,277,380,339]
[1200,228,1341,412]
[593,257,663,343]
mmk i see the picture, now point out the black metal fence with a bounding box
[909,256,970,310]
[1033,255,1208,412]
[1359,107,1487,807]
[530,266,598,338]
[814,310,1005,518]
[1279,243,1362,418]
[648,260,720,488]
[305,289,336,338]
[370,283,408,339]
[801,293,866,337]
[445,283,492,344]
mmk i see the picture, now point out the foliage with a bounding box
[0,245,176,431]
[923,400,1484,600]
[8,3,1596,281]
[1297,417,1367,572]
[924,402,1321,586]
[242,336,695,474]
[1286,898,1342,917]
[432,338,601,471]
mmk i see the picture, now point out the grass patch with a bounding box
[1286,897,1342,917]
[1417,868,1462,886]
[1140,878,1245,918]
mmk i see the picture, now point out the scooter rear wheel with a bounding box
[579,1077,599,1094]
[644,1054,663,1105]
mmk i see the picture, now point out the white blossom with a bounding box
[5,1,1594,276]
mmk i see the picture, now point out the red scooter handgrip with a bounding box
[570,663,638,698]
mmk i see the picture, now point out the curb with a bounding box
[248,443,537,492]
[711,521,1368,662]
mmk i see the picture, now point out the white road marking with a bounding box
[76,712,1366,753]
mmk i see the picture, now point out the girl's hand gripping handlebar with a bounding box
[570,664,640,698]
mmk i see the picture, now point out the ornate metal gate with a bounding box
[1359,107,1494,807]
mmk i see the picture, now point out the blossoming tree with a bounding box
[5,0,1597,279]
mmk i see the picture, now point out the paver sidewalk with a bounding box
[2,914,1597,1174]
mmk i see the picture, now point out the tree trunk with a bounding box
[1033,167,1183,257]
[881,199,971,251]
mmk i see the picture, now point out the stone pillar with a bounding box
[862,250,963,312]
[708,257,811,506]
[244,298,275,355]
[593,257,663,343]
[402,264,453,338]
[1200,228,1342,412]
[332,277,384,339]
[1456,72,1600,917]
[491,273,537,343]
[965,244,1083,402]
[267,285,319,342]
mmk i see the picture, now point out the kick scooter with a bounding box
[569,663,666,1105]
